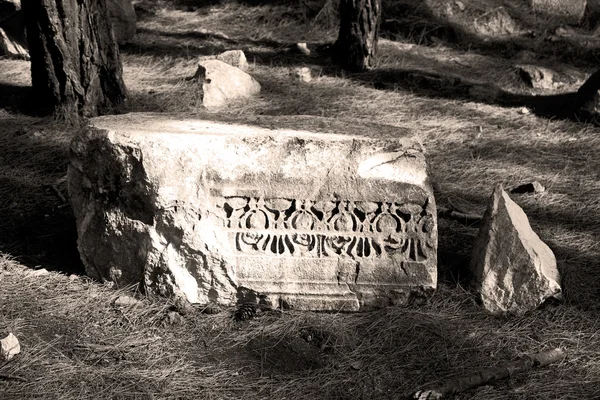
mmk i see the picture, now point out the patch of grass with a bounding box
[1,0,600,399]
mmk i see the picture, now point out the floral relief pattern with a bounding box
[215,197,435,261]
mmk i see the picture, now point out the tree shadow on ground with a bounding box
[122,27,332,68]
[127,23,587,123]
[381,1,600,68]
[353,67,583,122]
[0,82,40,116]
[0,115,84,274]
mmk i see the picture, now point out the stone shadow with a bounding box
[0,116,83,274]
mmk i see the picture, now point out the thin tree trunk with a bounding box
[335,0,381,72]
[22,0,127,124]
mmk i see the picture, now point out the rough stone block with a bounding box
[470,184,561,314]
[68,114,437,311]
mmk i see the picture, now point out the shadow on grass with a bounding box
[381,0,600,68]
[0,82,37,115]
[128,24,585,122]
[124,27,338,68]
[0,116,84,274]
[353,67,582,121]
[431,133,600,310]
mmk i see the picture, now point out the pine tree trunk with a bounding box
[335,0,381,72]
[575,68,600,120]
[21,0,127,124]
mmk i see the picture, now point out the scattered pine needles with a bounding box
[2,0,600,399]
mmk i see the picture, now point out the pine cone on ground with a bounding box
[233,302,257,321]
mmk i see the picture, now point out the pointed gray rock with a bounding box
[470,184,561,314]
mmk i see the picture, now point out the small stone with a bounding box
[295,42,311,56]
[0,333,20,361]
[510,181,546,194]
[114,295,140,307]
[470,184,561,314]
[350,360,363,370]
[519,107,531,114]
[163,311,184,326]
[193,59,261,109]
[293,67,312,83]
[517,65,555,90]
[30,268,49,276]
[69,274,78,281]
[216,50,248,70]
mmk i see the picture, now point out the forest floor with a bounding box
[1,0,600,399]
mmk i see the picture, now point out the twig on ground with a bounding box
[438,207,483,226]
[410,348,566,399]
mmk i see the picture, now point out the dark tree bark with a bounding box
[575,68,600,119]
[335,0,381,72]
[21,0,127,123]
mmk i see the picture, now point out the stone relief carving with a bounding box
[215,197,435,261]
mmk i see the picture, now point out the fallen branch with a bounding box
[410,348,566,400]
[437,208,483,226]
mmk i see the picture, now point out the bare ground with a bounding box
[1,0,600,399]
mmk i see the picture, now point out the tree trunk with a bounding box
[21,0,127,124]
[575,68,600,120]
[335,0,381,72]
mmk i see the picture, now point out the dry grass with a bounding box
[2,0,600,398]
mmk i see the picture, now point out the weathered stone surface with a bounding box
[530,0,586,24]
[470,184,560,314]
[106,0,136,44]
[68,113,438,311]
[194,60,261,109]
[216,50,247,70]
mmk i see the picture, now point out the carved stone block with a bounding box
[68,113,438,311]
